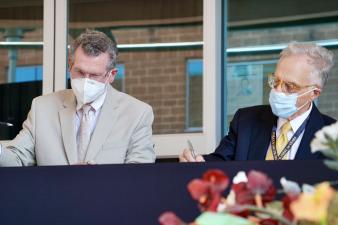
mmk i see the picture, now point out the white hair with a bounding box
[279,42,334,88]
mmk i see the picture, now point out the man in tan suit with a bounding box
[0,30,155,166]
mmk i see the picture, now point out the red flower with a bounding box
[282,193,299,221]
[188,179,210,200]
[187,169,229,212]
[202,169,229,192]
[232,182,255,205]
[261,184,277,203]
[159,211,186,225]
[232,170,276,206]
[259,218,279,225]
[247,170,273,195]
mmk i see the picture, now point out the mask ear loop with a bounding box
[296,87,318,110]
[103,70,112,84]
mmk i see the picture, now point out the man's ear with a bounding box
[312,87,321,100]
[108,68,118,83]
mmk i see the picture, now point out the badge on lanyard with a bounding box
[270,117,309,160]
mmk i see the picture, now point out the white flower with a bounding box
[217,201,227,212]
[224,171,248,208]
[302,183,315,194]
[311,121,338,153]
[280,177,301,194]
[232,171,248,184]
[311,137,330,153]
[225,190,236,206]
[320,122,338,139]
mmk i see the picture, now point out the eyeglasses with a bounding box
[70,64,110,82]
[268,73,316,94]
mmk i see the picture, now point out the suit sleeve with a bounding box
[204,109,241,161]
[124,105,155,163]
[0,99,37,167]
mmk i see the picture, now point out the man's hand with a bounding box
[179,148,205,162]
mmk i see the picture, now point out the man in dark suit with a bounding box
[180,42,336,162]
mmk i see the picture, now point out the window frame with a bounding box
[45,0,224,158]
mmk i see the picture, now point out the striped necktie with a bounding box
[78,104,93,163]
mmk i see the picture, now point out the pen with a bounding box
[0,122,13,127]
[187,140,196,159]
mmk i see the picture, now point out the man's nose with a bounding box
[275,82,284,92]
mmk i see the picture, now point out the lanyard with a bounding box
[270,117,309,160]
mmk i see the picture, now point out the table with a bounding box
[0,160,337,225]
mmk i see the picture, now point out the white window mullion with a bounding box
[154,0,222,157]
[54,0,68,91]
[43,0,55,94]
[202,0,222,154]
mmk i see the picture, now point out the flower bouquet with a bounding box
[159,169,338,225]
[159,121,338,225]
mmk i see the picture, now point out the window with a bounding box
[224,0,338,135]
[0,1,43,140]
[186,59,203,131]
[0,0,221,157]
[13,65,42,82]
[112,64,125,92]
[226,61,275,122]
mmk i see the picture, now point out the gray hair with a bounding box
[279,42,334,88]
[70,29,118,71]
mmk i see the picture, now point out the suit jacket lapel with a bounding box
[248,107,277,160]
[59,92,78,164]
[295,104,324,159]
[84,86,119,162]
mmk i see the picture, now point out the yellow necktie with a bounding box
[266,121,292,160]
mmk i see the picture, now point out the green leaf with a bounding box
[324,160,338,171]
[196,212,257,225]
[264,201,283,215]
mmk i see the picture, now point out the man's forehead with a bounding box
[275,54,313,83]
[71,50,109,74]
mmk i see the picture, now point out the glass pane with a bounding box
[68,0,203,134]
[225,0,338,132]
[0,1,43,140]
[186,59,202,131]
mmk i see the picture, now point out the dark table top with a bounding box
[0,160,337,225]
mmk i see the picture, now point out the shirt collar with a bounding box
[76,90,107,112]
[277,102,313,132]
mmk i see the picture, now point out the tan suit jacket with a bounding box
[0,86,155,166]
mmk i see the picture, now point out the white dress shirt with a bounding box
[266,103,313,160]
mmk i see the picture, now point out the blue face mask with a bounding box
[269,89,314,119]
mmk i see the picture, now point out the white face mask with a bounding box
[71,78,107,104]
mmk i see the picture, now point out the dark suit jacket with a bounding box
[204,105,336,161]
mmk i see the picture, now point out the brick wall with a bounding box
[113,25,203,44]
[113,25,203,134]
[120,55,201,133]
